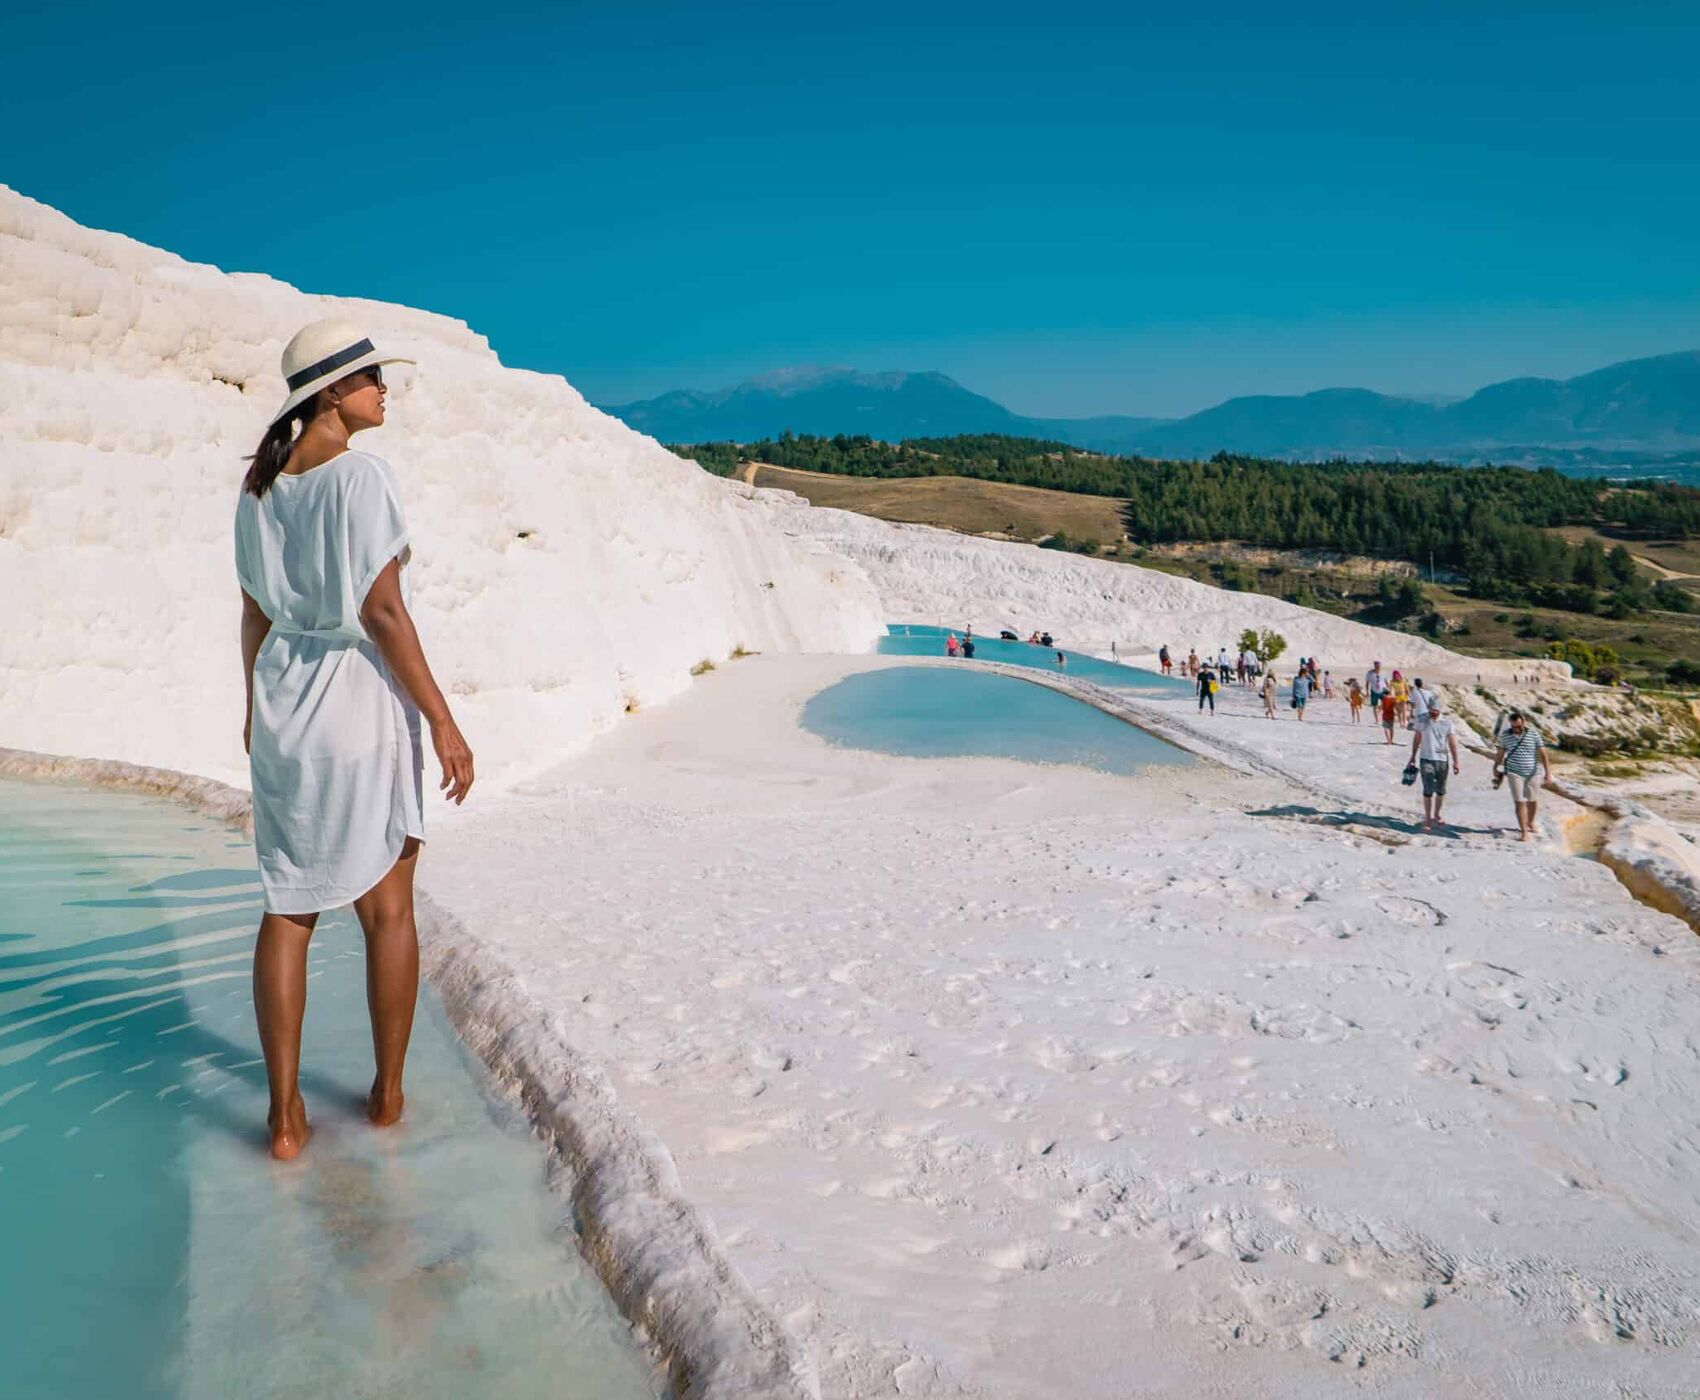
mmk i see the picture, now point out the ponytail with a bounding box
[243,400,314,497]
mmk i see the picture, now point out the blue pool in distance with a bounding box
[878,623,1192,692]
[802,666,1191,775]
[0,779,660,1400]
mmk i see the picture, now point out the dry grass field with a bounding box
[742,467,1700,680]
[746,464,1130,546]
[1551,526,1700,586]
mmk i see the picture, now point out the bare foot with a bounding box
[367,1082,405,1127]
[268,1093,311,1161]
[1519,831,1532,843]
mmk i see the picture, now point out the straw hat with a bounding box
[271,318,415,425]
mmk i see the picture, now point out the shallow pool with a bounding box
[878,624,1193,692]
[0,779,661,1400]
[802,666,1191,775]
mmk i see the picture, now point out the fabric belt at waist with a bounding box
[269,624,367,644]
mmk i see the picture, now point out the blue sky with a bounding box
[6,1,1697,416]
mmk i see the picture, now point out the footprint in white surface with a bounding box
[1249,1004,1357,1044]
[984,1240,1053,1272]
[1376,895,1446,926]
[1441,960,1530,1026]
[705,1123,773,1153]
[1234,1274,1331,1329]
[1027,1036,1097,1074]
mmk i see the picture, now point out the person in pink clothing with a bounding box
[945,633,960,657]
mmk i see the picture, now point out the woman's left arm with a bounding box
[240,589,272,755]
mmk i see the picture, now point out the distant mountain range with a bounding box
[601,351,1700,467]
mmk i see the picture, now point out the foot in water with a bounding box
[268,1093,311,1161]
[367,1081,405,1127]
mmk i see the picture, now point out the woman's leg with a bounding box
[352,838,422,1126]
[254,910,319,1160]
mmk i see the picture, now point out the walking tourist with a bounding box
[1365,660,1387,711]
[1408,696,1462,832]
[1410,677,1436,730]
[1159,644,1172,675]
[1493,710,1553,843]
[1347,678,1364,723]
[1292,668,1312,720]
[1390,670,1410,727]
[1380,688,1398,744]
[1198,662,1217,714]
[946,632,960,656]
[238,319,474,1161]
[1262,670,1278,718]
[1322,670,1334,700]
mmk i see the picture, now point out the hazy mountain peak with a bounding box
[602,349,1700,463]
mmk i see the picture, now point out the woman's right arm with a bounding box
[359,560,475,803]
[240,589,272,755]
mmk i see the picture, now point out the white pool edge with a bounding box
[0,745,819,1400]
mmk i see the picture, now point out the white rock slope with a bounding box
[777,500,1566,684]
[0,185,883,786]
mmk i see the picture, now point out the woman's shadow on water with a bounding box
[1,871,372,1152]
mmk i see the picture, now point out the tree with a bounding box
[1666,659,1700,688]
[1547,638,1604,680]
[1239,627,1288,665]
[1654,581,1697,614]
[1375,573,1428,619]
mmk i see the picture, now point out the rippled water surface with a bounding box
[0,779,661,1400]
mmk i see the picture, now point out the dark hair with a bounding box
[243,399,316,498]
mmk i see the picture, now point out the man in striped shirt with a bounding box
[1493,710,1553,843]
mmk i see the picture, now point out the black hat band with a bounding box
[285,338,376,391]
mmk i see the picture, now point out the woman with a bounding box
[1390,670,1410,727]
[237,319,475,1161]
[1291,667,1312,720]
[1261,669,1278,719]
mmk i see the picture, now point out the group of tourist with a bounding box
[945,626,1066,667]
[1165,643,1554,842]
[944,628,977,659]
[1159,643,1274,685]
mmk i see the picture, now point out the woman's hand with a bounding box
[432,715,475,804]
[244,715,252,756]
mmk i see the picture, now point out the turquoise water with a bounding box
[0,779,661,1400]
[802,666,1191,775]
[878,623,1193,692]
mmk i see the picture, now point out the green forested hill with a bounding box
[672,433,1700,617]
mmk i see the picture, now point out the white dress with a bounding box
[235,450,426,915]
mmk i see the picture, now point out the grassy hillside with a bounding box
[744,463,1129,546]
[712,457,1700,687]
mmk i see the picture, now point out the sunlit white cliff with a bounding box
[0,186,884,785]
